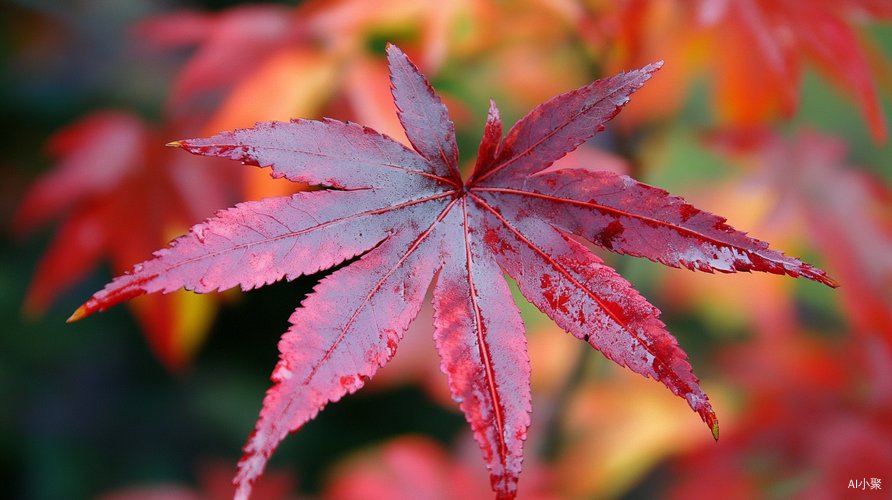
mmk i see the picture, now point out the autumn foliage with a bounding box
[5,1,892,500]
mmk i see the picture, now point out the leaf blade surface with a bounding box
[472,193,718,436]
[432,200,531,498]
[386,44,461,182]
[470,62,661,186]
[173,118,449,189]
[235,202,452,500]
[474,170,837,286]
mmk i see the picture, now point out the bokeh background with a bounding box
[3,0,892,499]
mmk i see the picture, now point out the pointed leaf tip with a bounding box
[66,304,88,323]
[637,61,663,76]
[165,141,183,148]
[704,411,719,441]
[798,264,838,288]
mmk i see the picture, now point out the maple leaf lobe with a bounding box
[471,61,663,185]
[385,43,461,182]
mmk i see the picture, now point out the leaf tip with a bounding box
[385,42,401,57]
[66,304,88,323]
[803,265,839,288]
[645,60,664,73]
[488,98,500,115]
[703,411,719,441]
[165,140,184,148]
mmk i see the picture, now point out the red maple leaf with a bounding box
[323,435,559,500]
[94,460,300,500]
[708,128,892,343]
[14,110,240,370]
[596,0,892,141]
[133,4,298,108]
[68,45,836,499]
[665,332,892,499]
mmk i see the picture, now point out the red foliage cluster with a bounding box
[13,111,239,369]
[592,0,892,140]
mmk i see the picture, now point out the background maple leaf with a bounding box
[582,0,892,141]
[12,110,241,370]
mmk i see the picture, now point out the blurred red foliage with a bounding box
[586,0,892,141]
[9,0,892,498]
[14,111,240,369]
